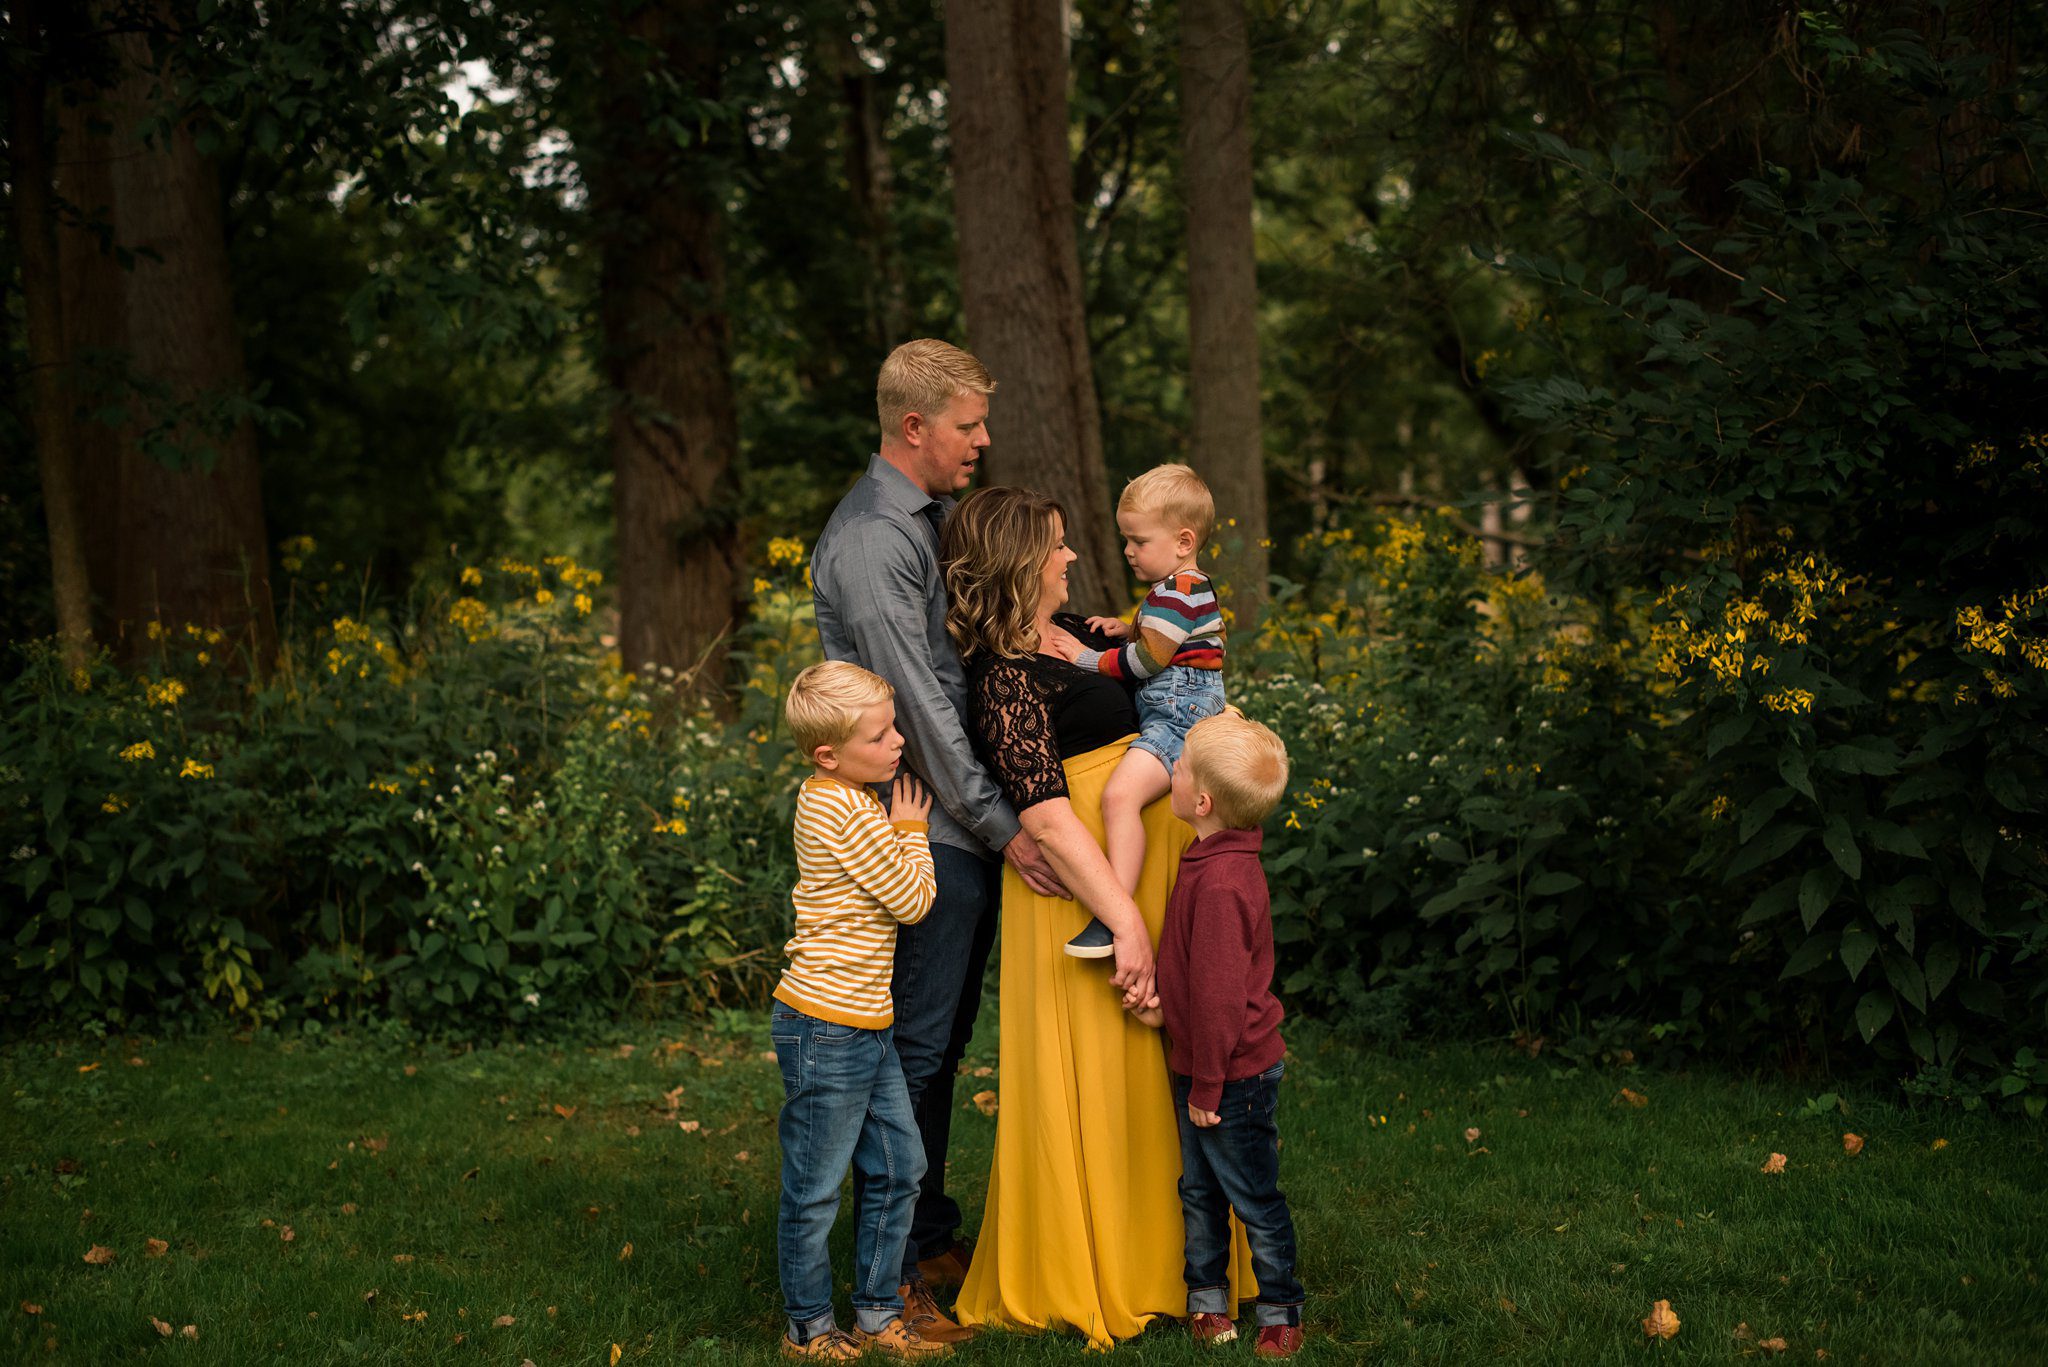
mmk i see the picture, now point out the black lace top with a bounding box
[968,614,1139,811]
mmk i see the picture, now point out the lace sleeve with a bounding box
[970,658,1068,811]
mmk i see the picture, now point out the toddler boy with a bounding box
[1135,709,1305,1357]
[1060,463,1227,956]
[771,661,952,1361]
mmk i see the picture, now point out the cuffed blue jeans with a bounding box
[1174,1063,1305,1328]
[772,1005,924,1339]
[851,842,1002,1281]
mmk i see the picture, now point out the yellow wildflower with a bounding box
[652,817,689,836]
[574,593,593,616]
[119,741,156,763]
[146,678,187,708]
[178,758,216,780]
[460,566,483,587]
[766,537,806,568]
[101,794,130,814]
[448,598,491,640]
[534,589,555,606]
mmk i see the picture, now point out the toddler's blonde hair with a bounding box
[1183,708,1289,830]
[1119,463,1214,549]
[878,339,996,437]
[785,661,894,758]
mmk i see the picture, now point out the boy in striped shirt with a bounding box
[1057,463,1228,958]
[771,661,951,1361]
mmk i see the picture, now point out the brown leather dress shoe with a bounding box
[915,1239,973,1288]
[899,1280,976,1345]
[854,1315,953,1359]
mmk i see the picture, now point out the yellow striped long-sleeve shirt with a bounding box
[772,775,937,1029]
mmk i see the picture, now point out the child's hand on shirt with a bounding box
[890,772,933,825]
[1084,615,1130,639]
[1188,1102,1221,1129]
[1046,630,1085,662]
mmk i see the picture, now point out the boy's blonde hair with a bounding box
[1183,708,1289,830]
[878,339,996,437]
[785,660,894,757]
[1119,463,1214,549]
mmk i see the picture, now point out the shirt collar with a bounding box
[1181,827,1265,862]
[865,453,951,521]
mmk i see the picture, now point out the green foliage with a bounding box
[1,545,817,1035]
[1495,31,2048,1086]
[1242,513,1711,1052]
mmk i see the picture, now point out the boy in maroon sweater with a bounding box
[1134,710,1304,1357]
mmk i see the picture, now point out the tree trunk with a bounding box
[101,21,276,664]
[825,27,908,352]
[54,87,128,643]
[1178,0,1269,622]
[945,0,1122,617]
[8,0,95,671]
[593,0,742,691]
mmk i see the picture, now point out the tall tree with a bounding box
[6,0,94,670]
[945,0,1122,615]
[97,13,275,662]
[589,0,743,688]
[1178,0,1268,617]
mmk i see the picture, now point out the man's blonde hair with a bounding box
[1119,463,1215,548]
[1183,709,1289,830]
[785,660,894,757]
[878,339,996,438]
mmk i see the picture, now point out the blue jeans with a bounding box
[1131,666,1226,770]
[772,1006,925,1338]
[1173,1063,1305,1327]
[852,843,1001,1280]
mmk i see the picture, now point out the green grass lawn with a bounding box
[4,1023,2044,1364]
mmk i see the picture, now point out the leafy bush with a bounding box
[1491,30,2048,1085]
[3,543,817,1034]
[1243,515,1713,1055]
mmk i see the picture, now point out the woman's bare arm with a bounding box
[1018,797,1156,1006]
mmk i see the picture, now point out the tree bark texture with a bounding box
[593,0,743,691]
[826,28,909,353]
[75,20,277,664]
[1178,0,1269,620]
[945,0,1123,617]
[8,0,95,670]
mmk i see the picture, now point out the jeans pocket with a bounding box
[771,1034,803,1096]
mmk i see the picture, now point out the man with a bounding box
[810,339,1067,1341]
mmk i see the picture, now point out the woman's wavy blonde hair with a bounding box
[941,486,1067,661]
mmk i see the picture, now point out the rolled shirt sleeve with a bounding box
[814,511,1020,856]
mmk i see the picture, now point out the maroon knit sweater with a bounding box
[1158,827,1287,1113]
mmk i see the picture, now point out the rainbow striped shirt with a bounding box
[772,775,936,1029]
[1078,568,1226,682]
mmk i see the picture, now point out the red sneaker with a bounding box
[1254,1323,1305,1358]
[1190,1312,1238,1345]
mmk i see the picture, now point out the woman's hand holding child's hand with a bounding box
[1126,997,1164,1030]
[890,772,933,824]
[1084,615,1130,639]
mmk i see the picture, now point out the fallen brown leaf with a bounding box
[553,1104,577,1119]
[404,1065,418,1077]
[624,1126,641,1137]
[128,1057,146,1067]
[280,1226,295,1243]
[402,1310,427,1323]
[1761,1152,1788,1174]
[1931,1138,1948,1151]
[1841,1133,1864,1156]
[180,1325,197,1339]
[972,1066,993,1078]
[1618,1087,1649,1108]
[83,1244,115,1266]
[1759,1336,1789,1353]
[363,1290,378,1305]
[1464,1127,1481,1143]
[151,1318,173,1337]
[460,1167,480,1182]
[363,1136,388,1153]
[1498,1296,1516,1314]
[734,1150,751,1163]
[1641,1299,1680,1340]
[493,1315,516,1327]
[20,1303,42,1316]
[78,1062,100,1074]
[392,1254,415,1264]
[972,1090,998,1116]
[619,1242,634,1261]
[610,1344,623,1365]
[1733,1321,1754,1342]
[341,1204,358,1215]
[145,1237,169,1257]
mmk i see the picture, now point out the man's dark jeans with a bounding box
[1173,1063,1305,1328]
[851,842,1001,1282]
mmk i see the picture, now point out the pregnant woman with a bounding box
[940,486,1252,1348]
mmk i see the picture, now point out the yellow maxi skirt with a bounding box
[955,737,1256,1349]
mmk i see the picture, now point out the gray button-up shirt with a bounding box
[811,455,1020,858]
